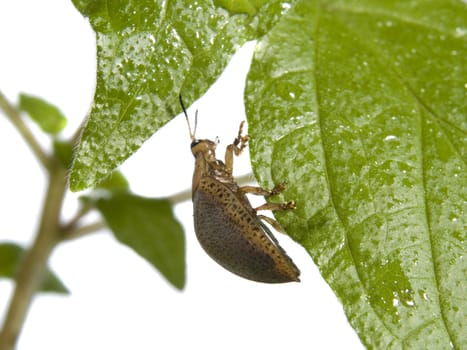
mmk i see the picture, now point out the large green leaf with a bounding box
[245,1,466,349]
[70,0,295,191]
[0,242,69,294]
[96,193,186,290]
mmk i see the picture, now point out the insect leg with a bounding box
[225,121,250,175]
[255,191,295,235]
[256,199,295,235]
[239,182,288,197]
[255,201,296,212]
[257,215,288,234]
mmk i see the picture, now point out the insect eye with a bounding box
[191,140,200,148]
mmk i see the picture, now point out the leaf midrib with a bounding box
[301,2,460,346]
[325,3,457,346]
[311,3,400,343]
[327,1,461,36]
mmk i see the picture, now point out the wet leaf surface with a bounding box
[246,1,466,348]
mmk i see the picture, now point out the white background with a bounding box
[0,1,364,349]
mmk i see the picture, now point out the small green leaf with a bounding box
[246,1,466,349]
[96,193,185,289]
[69,0,296,191]
[19,93,67,134]
[0,242,69,294]
[95,170,129,191]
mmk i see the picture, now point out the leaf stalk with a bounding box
[0,90,51,169]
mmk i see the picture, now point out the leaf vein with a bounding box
[313,7,399,343]
[401,317,438,347]
[331,3,460,37]
[420,108,457,347]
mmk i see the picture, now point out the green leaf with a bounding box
[95,170,130,191]
[69,0,295,191]
[96,193,186,289]
[0,242,69,294]
[18,93,67,134]
[245,1,466,349]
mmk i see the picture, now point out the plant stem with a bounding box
[0,162,67,350]
[62,221,107,241]
[60,203,93,234]
[0,90,50,169]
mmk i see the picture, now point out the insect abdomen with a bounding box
[193,176,299,283]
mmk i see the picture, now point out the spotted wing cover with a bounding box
[193,176,300,283]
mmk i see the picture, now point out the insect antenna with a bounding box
[179,94,197,141]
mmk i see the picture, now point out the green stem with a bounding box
[0,90,50,169]
[61,203,93,233]
[62,221,107,241]
[0,92,106,349]
[0,161,67,350]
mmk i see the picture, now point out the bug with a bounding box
[180,96,300,283]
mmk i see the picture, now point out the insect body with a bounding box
[181,97,300,283]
